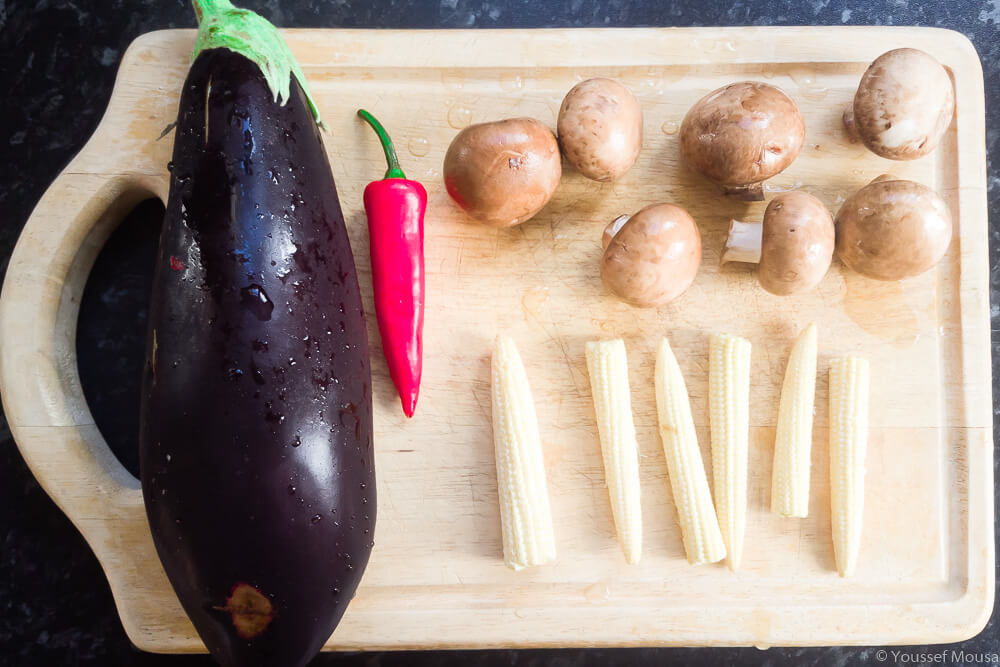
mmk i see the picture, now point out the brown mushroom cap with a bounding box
[600,203,702,307]
[443,118,562,227]
[557,78,643,182]
[679,82,805,199]
[851,48,955,160]
[758,191,835,295]
[835,179,952,281]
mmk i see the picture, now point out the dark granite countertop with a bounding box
[1,1,997,665]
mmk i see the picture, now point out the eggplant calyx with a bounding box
[191,0,326,130]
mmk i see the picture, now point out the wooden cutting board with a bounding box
[0,27,991,651]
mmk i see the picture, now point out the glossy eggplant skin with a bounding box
[140,49,374,667]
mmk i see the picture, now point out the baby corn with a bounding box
[771,323,818,518]
[709,332,751,571]
[585,339,642,564]
[829,354,870,578]
[491,335,557,570]
[655,338,727,565]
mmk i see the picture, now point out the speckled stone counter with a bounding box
[1,1,997,665]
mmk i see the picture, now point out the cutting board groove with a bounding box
[0,27,991,651]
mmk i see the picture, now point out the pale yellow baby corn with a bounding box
[708,332,751,571]
[491,335,557,571]
[585,339,642,564]
[829,354,870,578]
[655,338,727,565]
[771,323,818,518]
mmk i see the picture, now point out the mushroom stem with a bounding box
[721,220,763,265]
[721,182,765,201]
[842,106,861,142]
[602,214,631,250]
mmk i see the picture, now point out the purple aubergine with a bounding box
[139,4,374,666]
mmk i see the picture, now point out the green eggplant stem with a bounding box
[190,0,325,129]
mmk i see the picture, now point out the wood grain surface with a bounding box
[0,27,991,651]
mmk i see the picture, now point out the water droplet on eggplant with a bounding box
[240,284,274,321]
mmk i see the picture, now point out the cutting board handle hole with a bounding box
[76,198,164,480]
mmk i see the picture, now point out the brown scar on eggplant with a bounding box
[213,582,274,639]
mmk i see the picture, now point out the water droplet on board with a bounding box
[447,105,472,129]
[499,73,524,90]
[660,120,679,135]
[639,70,662,91]
[407,136,430,157]
[788,67,829,101]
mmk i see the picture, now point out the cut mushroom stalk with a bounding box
[842,107,861,143]
[721,220,763,265]
[721,182,765,201]
[719,191,835,296]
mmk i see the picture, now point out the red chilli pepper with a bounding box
[358,109,426,418]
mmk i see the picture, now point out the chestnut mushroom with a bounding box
[443,118,562,227]
[557,77,643,182]
[843,48,955,160]
[835,176,952,281]
[722,191,835,295]
[600,203,702,307]
[679,82,806,201]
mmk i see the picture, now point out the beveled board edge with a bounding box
[0,26,991,650]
